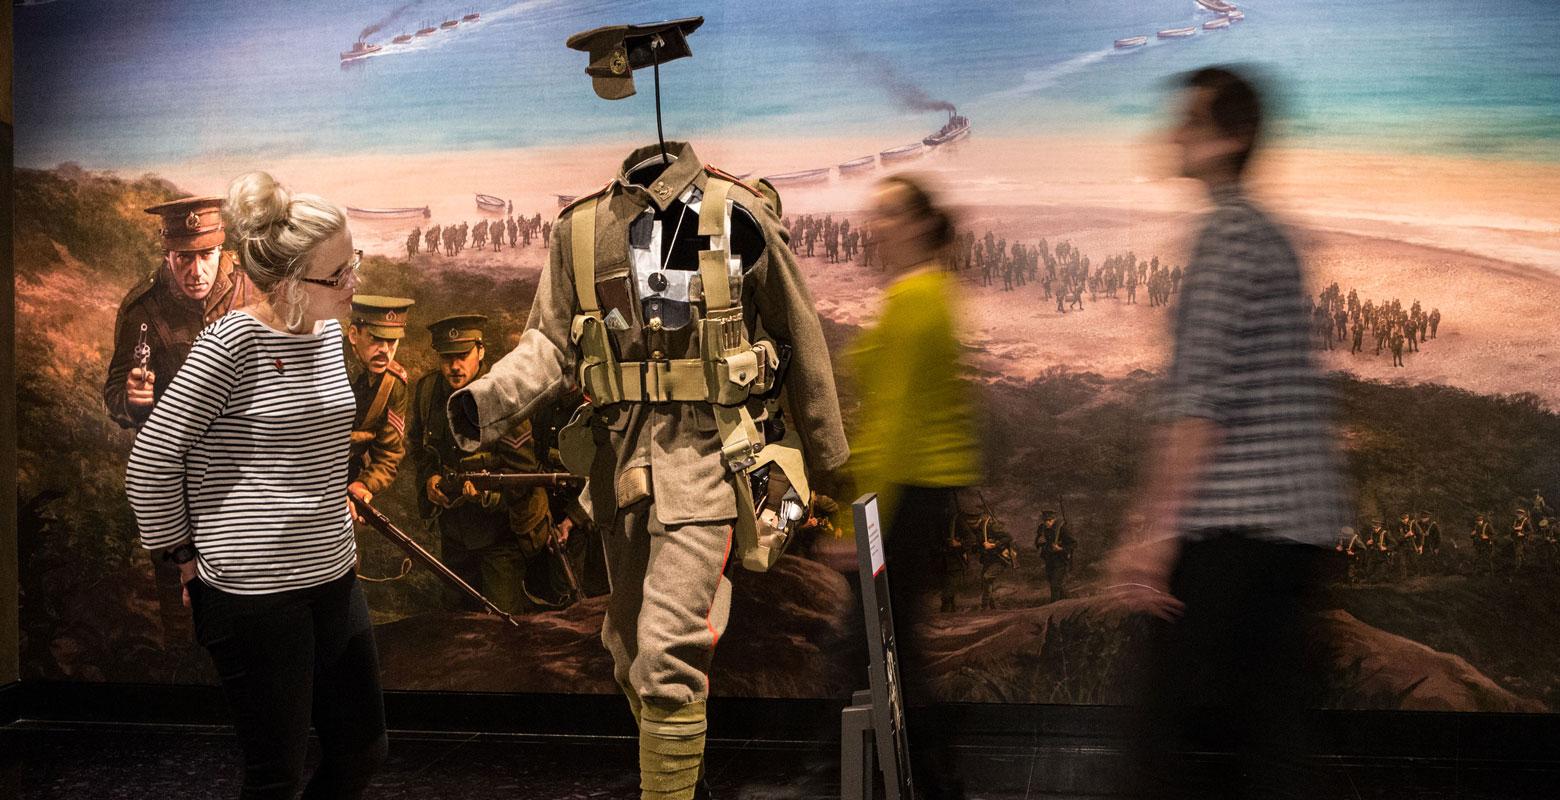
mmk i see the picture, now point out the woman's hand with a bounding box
[179,560,199,608]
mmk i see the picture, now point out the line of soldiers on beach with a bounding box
[1335,493,1559,584]
[957,234,1183,314]
[1308,283,1442,366]
[785,213,875,265]
[787,212,1188,317]
[404,213,552,259]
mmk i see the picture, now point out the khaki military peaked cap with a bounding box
[350,295,415,340]
[145,195,226,252]
[566,16,704,100]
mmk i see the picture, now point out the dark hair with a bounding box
[879,174,955,250]
[1182,65,1265,173]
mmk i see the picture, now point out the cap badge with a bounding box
[385,310,400,323]
[609,50,628,75]
[185,211,202,231]
[448,328,460,341]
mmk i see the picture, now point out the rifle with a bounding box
[445,471,586,493]
[1055,494,1072,559]
[350,496,520,627]
[548,519,584,605]
[972,489,1016,566]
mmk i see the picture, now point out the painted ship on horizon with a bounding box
[340,39,382,61]
[923,111,971,147]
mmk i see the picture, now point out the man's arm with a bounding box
[744,199,849,474]
[1105,217,1247,615]
[356,379,407,496]
[449,219,577,452]
[104,305,152,429]
[406,376,440,520]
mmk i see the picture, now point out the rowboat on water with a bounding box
[1195,0,1237,13]
[1227,10,1245,21]
[475,193,506,211]
[879,142,925,162]
[346,206,431,220]
[838,155,876,173]
[763,168,831,185]
[1114,35,1149,48]
[1203,18,1231,30]
[1158,27,1197,39]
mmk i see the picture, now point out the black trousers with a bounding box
[884,485,966,800]
[1132,533,1324,800]
[190,571,388,800]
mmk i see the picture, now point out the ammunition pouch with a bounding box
[557,403,600,478]
[571,313,625,406]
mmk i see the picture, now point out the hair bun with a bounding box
[224,170,293,237]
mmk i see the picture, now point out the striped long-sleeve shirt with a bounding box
[1163,186,1348,546]
[125,312,358,594]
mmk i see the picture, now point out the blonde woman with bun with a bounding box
[126,171,386,799]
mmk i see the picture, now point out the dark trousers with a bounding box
[190,571,388,800]
[885,485,966,800]
[1133,533,1324,800]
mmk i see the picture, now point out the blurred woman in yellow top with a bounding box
[851,176,983,513]
[851,174,982,800]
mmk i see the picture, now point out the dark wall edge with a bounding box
[0,682,19,726]
[10,681,1560,765]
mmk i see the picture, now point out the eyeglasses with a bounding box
[300,250,363,289]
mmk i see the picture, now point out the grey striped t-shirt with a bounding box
[1164,186,1348,546]
[126,311,357,594]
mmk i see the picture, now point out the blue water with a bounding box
[14,0,1560,168]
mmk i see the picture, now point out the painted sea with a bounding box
[15,0,1560,169]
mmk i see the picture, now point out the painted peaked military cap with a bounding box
[566,16,704,100]
[145,195,225,252]
[427,314,487,355]
[350,295,415,339]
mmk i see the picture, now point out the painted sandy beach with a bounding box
[145,134,1560,408]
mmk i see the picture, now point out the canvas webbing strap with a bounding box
[571,196,600,316]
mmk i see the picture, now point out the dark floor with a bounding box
[3,720,1559,799]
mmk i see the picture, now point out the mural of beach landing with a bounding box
[13,0,1560,709]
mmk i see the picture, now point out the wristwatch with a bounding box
[163,542,198,565]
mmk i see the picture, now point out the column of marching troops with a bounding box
[784,213,1187,313]
[1336,494,1560,584]
[403,213,553,259]
[1309,283,1444,365]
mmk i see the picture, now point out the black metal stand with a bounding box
[652,35,668,164]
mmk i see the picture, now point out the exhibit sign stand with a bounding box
[841,493,915,800]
